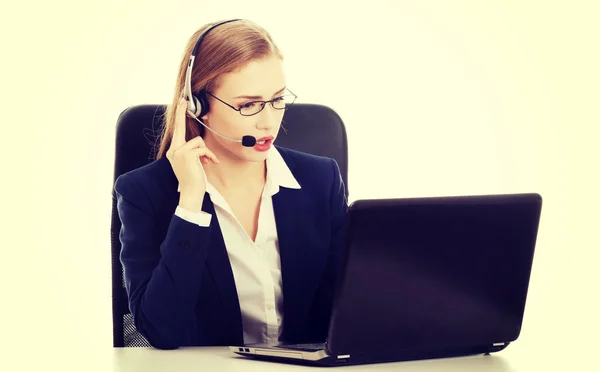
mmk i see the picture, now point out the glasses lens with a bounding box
[240,101,266,116]
[239,92,297,116]
[272,94,296,109]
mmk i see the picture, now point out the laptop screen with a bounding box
[327,193,542,356]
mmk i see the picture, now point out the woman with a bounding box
[114,19,348,350]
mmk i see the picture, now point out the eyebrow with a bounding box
[233,86,287,100]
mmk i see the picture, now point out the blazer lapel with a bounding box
[201,193,244,344]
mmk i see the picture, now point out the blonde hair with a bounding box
[155,19,283,159]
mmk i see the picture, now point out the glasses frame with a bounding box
[205,88,297,116]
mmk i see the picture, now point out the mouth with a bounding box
[255,136,274,145]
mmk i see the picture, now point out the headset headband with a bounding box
[184,19,241,116]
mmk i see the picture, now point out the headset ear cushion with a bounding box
[186,95,201,118]
[196,90,209,118]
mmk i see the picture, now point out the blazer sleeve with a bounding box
[114,172,212,349]
[306,158,349,342]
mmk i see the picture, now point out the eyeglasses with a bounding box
[205,89,297,116]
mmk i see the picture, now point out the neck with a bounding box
[202,148,266,193]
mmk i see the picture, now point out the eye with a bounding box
[273,96,285,103]
[240,102,257,109]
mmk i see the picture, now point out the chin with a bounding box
[222,144,268,163]
[242,148,270,162]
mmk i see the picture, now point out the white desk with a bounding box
[110,347,513,372]
[6,338,593,372]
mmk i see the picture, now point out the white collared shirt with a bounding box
[175,146,301,344]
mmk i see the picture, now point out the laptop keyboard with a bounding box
[278,343,326,351]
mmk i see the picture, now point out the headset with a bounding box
[183,18,241,119]
[182,18,257,147]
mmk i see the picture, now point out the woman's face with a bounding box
[201,54,287,163]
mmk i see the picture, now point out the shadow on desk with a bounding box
[112,346,514,371]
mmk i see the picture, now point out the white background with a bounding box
[2,0,598,370]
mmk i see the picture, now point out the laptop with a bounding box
[230,193,543,366]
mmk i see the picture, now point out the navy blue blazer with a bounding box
[114,146,348,350]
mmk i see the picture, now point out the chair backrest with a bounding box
[111,103,349,346]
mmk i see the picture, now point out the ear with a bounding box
[201,112,210,123]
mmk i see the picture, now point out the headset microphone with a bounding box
[187,111,257,147]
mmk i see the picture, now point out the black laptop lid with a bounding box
[327,193,542,356]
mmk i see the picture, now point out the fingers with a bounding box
[189,147,220,164]
[180,137,220,163]
[179,136,207,151]
[171,97,188,149]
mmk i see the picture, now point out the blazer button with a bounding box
[180,240,190,248]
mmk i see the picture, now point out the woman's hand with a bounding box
[166,97,219,211]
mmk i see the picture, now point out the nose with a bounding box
[255,102,281,130]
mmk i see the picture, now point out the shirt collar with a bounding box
[264,145,301,194]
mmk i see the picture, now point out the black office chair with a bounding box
[111,103,349,347]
